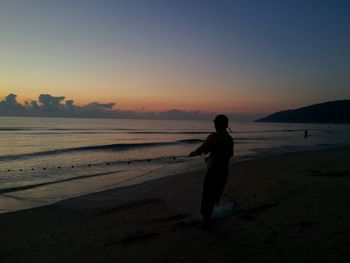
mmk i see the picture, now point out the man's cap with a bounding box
[213,114,229,125]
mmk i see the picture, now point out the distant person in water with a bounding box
[189,114,234,224]
[304,129,308,138]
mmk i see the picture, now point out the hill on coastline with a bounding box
[255,100,350,124]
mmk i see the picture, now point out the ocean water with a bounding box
[1,116,350,213]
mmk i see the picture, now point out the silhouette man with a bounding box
[189,114,234,224]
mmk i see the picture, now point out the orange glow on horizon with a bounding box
[1,89,295,115]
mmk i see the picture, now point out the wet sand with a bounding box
[1,146,350,262]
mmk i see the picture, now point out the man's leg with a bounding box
[200,173,215,220]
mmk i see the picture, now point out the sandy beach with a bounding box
[1,146,350,262]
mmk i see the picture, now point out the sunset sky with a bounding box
[1,0,349,115]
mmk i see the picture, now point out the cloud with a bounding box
[157,109,202,120]
[65,100,75,111]
[0,93,259,121]
[31,100,39,110]
[83,102,116,111]
[0,93,25,112]
[0,93,119,118]
[38,94,65,111]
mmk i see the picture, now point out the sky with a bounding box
[1,0,349,119]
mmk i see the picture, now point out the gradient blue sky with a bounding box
[1,0,349,114]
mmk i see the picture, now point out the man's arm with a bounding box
[229,139,234,158]
[189,135,212,157]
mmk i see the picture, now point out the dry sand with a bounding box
[1,146,350,262]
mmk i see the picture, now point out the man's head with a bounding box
[213,114,229,131]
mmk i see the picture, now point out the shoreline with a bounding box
[1,143,346,215]
[50,143,350,210]
[1,146,350,262]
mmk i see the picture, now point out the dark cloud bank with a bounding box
[0,93,260,121]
